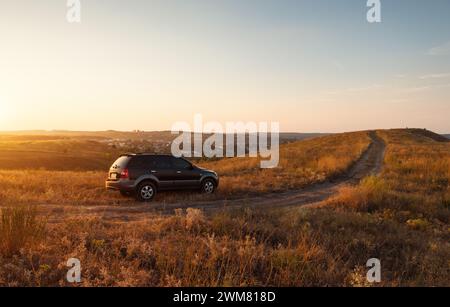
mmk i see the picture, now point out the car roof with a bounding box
[119,153,178,158]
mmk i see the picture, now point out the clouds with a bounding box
[403,83,450,93]
[394,73,450,80]
[427,41,450,56]
[420,73,450,80]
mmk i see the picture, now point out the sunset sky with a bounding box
[0,0,449,133]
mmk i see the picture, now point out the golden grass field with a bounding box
[0,129,449,286]
[0,137,119,171]
[0,131,370,205]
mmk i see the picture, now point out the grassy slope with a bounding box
[0,132,328,171]
[0,131,371,205]
[0,129,448,286]
[200,131,371,195]
[313,129,449,285]
[0,138,119,171]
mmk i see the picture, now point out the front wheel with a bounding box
[136,182,157,202]
[201,179,216,194]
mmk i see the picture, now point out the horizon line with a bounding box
[0,128,448,135]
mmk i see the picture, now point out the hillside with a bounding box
[397,128,449,142]
[0,131,371,206]
[0,130,326,143]
[0,131,327,171]
[0,128,448,286]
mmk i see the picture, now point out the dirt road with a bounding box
[41,131,385,222]
[154,130,386,213]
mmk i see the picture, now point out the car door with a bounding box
[170,157,201,189]
[127,156,147,180]
[151,156,176,189]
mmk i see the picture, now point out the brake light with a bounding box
[120,169,129,179]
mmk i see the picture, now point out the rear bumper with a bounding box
[105,179,135,192]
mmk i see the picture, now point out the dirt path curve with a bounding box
[40,131,385,223]
[152,130,386,214]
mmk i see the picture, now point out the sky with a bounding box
[0,0,449,133]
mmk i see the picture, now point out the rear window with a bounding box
[112,156,131,168]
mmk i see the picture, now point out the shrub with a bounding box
[0,206,46,257]
[328,176,389,212]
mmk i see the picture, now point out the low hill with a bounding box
[0,128,448,286]
[0,128,445,172]
[0,131,327,171]
[402,128,449,142]
[0,130,326,142]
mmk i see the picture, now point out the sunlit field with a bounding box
[0,129,448,286]
[0,131,370,205]
[0,137,120,171]
[201,131,371,195]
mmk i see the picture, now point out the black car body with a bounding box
[106,154,219,201]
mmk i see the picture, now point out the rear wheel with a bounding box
[136,182,157,202]
[201,179,216,194]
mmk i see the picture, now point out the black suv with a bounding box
[106,154,219,201]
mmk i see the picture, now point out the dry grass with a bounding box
[0,170,125,206]
[0,138,119,171]
[201,131,370,194]
[316,129,450,285]
[0,206,46,257]
[1,204,447,286]
[0,129,448,286]
[327,129,449,233]
[0,210,351,286]
[0,131,371,205]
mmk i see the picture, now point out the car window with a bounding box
[128,156,155,169]
[112,156,131,168]
[171,157,192,170]
[153,156,172,170]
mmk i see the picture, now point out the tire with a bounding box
[136,181,157,202]
[201,179,216,194]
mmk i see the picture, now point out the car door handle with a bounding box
[150,170,157,174]
[176,171,181,174]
